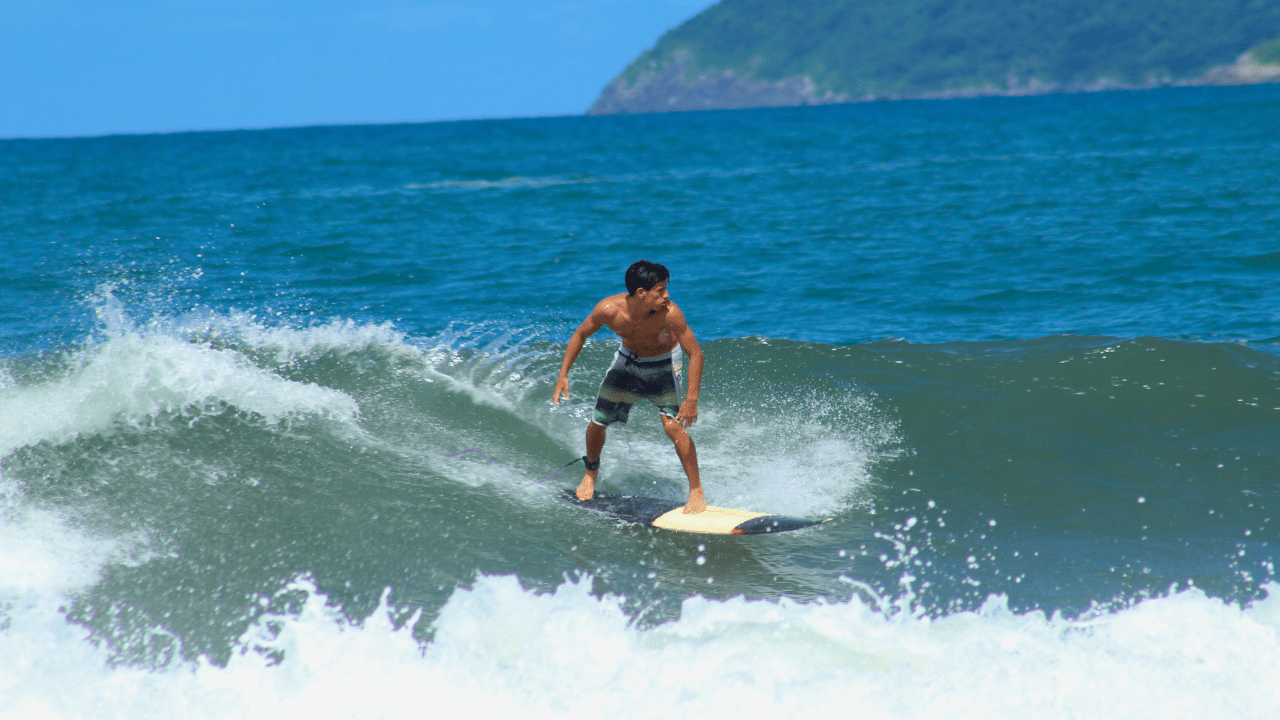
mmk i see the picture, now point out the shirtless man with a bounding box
[551,260,706,514]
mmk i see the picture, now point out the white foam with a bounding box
[405,175,602,191]
[190,311,420,368]
[0,507,148,600]
[0,317,361,458]
[416,575,1280,717]
[2,573,1279,719]
[0,506,157,718]
[546,392,894,518]
[700,401,890,517]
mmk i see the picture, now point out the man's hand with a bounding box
[552,375,570,406]
[675,397,698,427]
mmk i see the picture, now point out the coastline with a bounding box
[588,51,1280,116]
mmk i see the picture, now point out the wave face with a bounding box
[2,85,1280,716]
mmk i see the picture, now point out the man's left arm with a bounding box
[673,317,703,428]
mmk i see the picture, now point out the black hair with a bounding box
[625,260,669,295]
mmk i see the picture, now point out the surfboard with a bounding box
[563,489,829,535]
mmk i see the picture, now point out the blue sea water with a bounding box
[2,84,1280,717]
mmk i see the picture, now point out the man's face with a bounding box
[637,280,670,312]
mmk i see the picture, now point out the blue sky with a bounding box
[1,0,716,138]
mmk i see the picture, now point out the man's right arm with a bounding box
[552,305,608,405]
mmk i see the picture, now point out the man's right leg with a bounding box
[576,421,607,501]
[661,414,705,514]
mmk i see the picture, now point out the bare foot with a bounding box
[682,487,706,514]
[575,472,596,501]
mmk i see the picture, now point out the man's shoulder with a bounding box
[592,293,629,316]
[664,301,690,327]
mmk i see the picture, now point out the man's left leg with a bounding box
[661,415,705,514]
[576,421,607,501]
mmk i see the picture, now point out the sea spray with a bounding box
[5,572,1280,718]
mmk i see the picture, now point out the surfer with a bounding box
[552,260,707,514]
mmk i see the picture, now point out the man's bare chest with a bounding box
[607,313,673,347]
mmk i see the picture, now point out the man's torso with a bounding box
[599,293,680,357]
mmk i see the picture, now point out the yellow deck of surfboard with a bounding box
[651,505,767,534]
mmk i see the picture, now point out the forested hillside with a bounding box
[589,0,1280,113]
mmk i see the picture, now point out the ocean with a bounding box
[2,84,1280,717]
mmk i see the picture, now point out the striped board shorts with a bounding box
[591,346,682,427]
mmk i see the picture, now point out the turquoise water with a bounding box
[3,85,1280,717]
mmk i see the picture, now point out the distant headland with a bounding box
[588,1,1280,115]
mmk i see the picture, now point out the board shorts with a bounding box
[591,346,682,427]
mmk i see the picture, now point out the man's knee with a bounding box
[661,414,684,436]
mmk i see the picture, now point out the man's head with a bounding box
[625,260,669,295]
